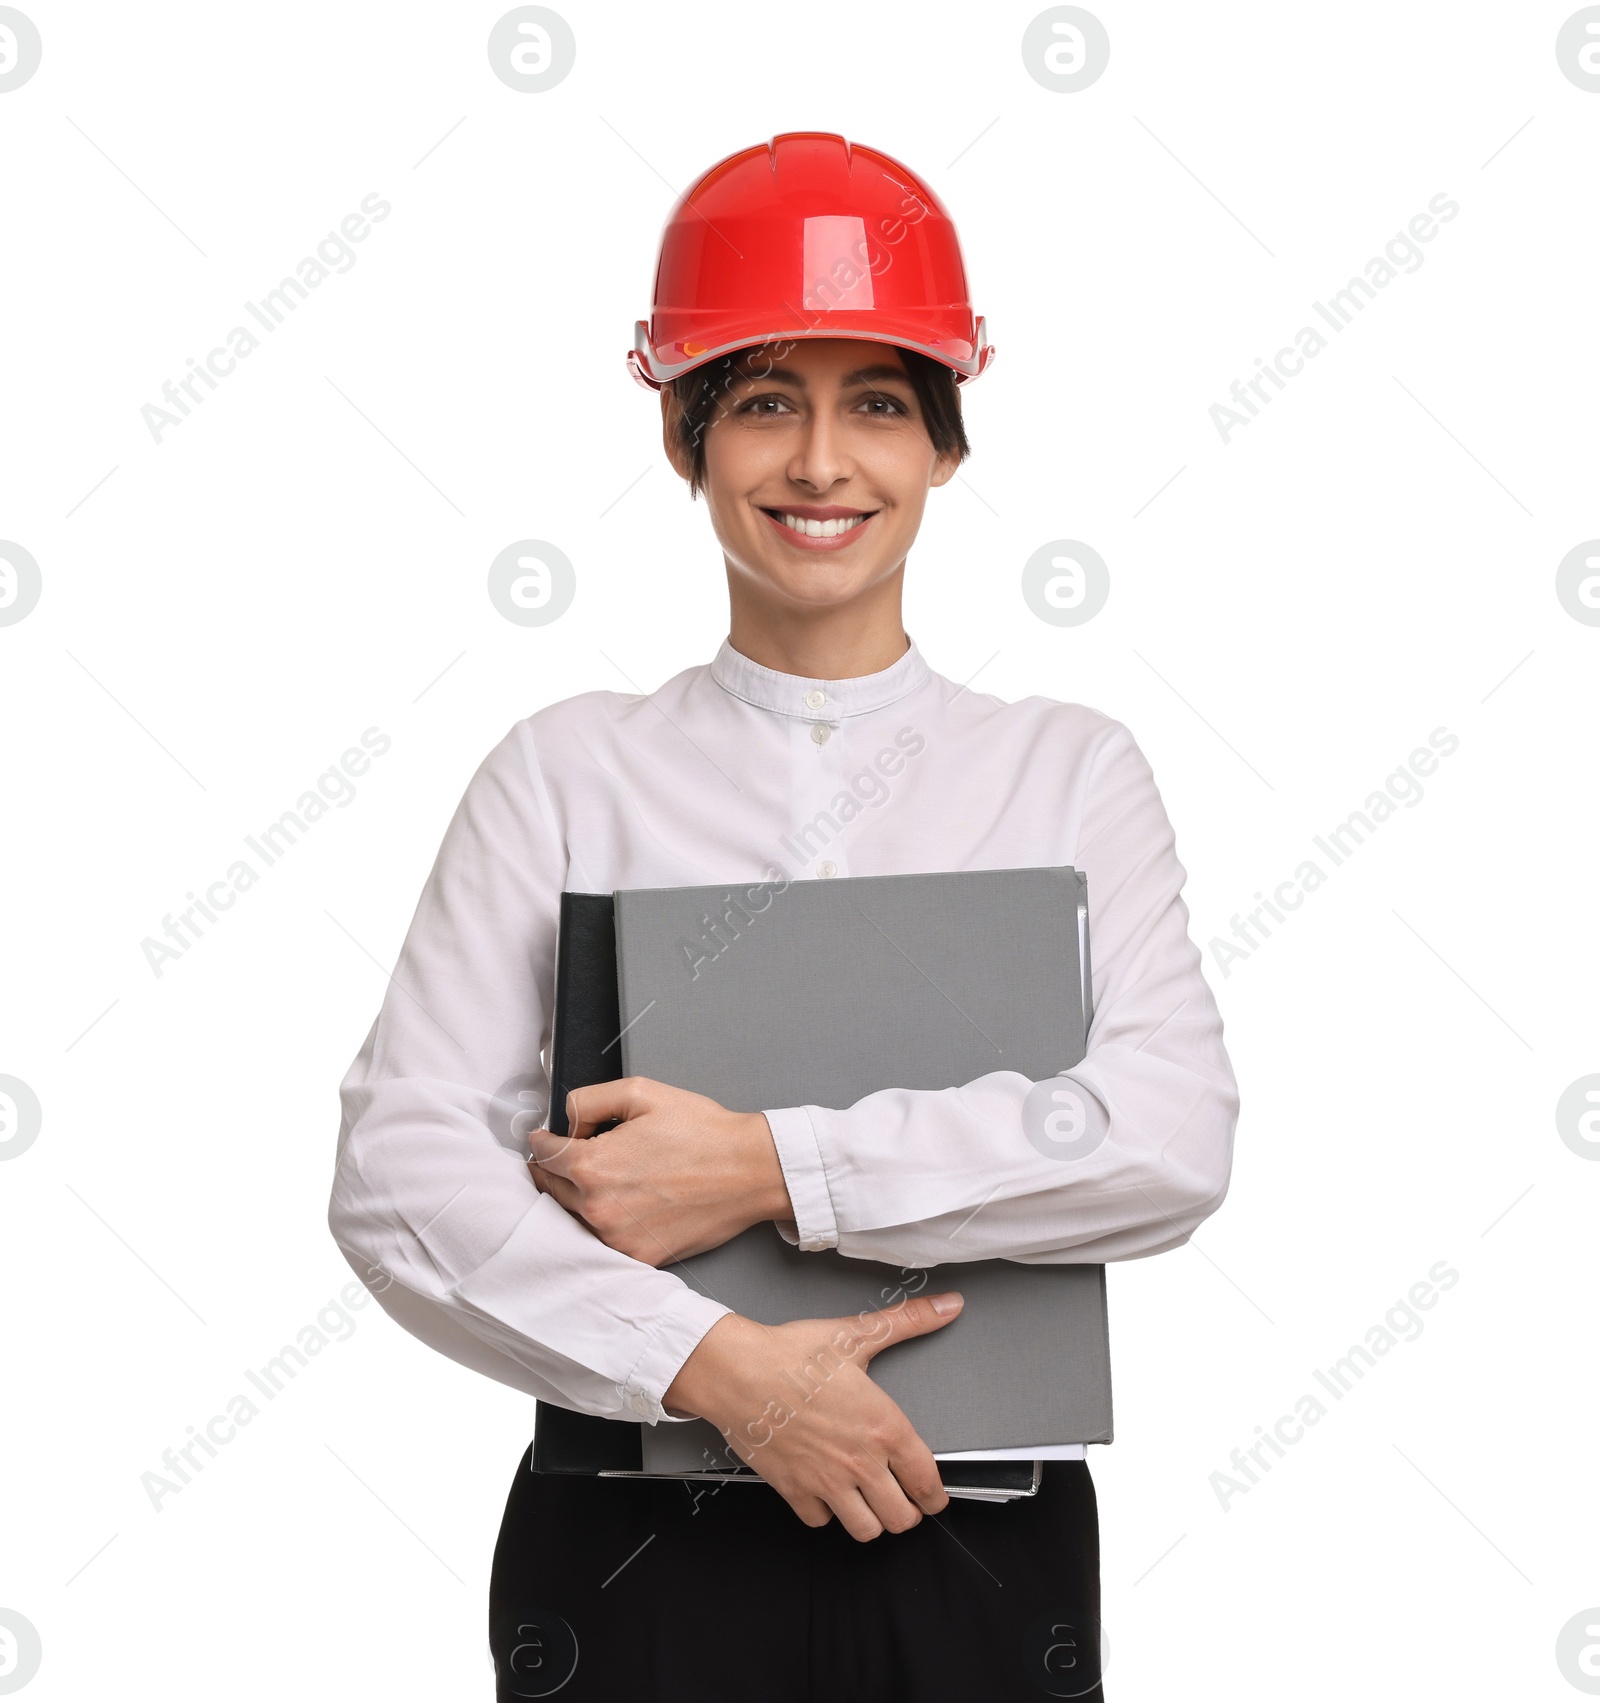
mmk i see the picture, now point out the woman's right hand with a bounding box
[661,1291,965,1541]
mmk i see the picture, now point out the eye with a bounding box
[856,392,910,417]
[737,393,795,417]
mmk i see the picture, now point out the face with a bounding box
[663,338,958,617]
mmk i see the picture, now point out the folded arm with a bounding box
[326,720,731,1423]
[761,716,1240,1269]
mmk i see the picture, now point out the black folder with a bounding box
[531,876,1106,1500]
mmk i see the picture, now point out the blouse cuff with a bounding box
[761,1105,839,1251]
[619,1287,736,1424]
[448,1208,733,1425]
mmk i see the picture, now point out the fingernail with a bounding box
[930,1292,964,1315]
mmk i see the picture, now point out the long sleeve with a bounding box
[326,720,731,1423]
[761,715,1239,1268]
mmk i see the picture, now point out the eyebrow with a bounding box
[738,363,912,390]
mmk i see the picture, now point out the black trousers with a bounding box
[489,1447,1105,1701]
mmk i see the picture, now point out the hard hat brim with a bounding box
[628,317,994,392]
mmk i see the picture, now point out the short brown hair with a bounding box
[667,343,970,497]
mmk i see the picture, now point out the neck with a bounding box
[724,563,910,679]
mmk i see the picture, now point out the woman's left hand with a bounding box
[526,1078,795,1267]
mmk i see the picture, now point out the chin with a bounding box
[753,548,876,596]
[754,574,866,614]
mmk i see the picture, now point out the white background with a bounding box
[2,1,1597,1697]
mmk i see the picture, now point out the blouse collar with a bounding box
[709,633,931,720]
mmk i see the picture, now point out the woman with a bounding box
[329,132,1238,1701]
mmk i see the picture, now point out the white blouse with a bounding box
[328,636,1239,1462]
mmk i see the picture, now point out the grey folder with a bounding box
[610,864,1113,1474]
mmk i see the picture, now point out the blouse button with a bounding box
[817,860,837,878]
[810,722,831,745]
[804,688,826,710]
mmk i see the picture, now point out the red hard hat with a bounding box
[628,131,994,391]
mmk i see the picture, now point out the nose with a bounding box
[786,402,852,494]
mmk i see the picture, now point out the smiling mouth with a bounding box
[760,508,877,541]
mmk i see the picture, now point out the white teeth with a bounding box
[778,512,868,538]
